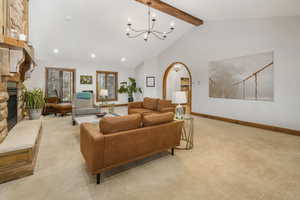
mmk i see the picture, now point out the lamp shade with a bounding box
[100,89,108,97]
[172,91,187,104]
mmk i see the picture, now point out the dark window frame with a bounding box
[96,70,118,102]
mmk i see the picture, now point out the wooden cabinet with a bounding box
[181,77,190,104]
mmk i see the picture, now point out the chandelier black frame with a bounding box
[126,1,175,41]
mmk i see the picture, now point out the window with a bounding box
[96,71,118,101]
[45,67,75,102]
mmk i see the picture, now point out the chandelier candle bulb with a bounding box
[170,22,175,29]
[127,18,132,25]
[53,49,59,54]
[152,13,156,21]
[126,28,130,35]
[91,53,96,59]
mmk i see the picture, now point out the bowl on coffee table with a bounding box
[96,112,107,118]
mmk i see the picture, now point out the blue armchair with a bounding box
[72,92,101,125]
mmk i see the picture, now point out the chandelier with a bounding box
[126,1,175,41]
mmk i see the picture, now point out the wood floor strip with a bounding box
[191,112,300,137]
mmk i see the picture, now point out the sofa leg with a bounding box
[96,173,101,184]
[72,120,76,126]
[171,148,174,156]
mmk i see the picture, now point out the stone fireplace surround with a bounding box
[0,48,25,144]
[7,81,18,131]
[0,79,9,144]
[0,79,24,144]
[0,46,41,183]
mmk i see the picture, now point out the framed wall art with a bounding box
[146,76,155,87]
[209,51,274,101]
[80,75,93,85]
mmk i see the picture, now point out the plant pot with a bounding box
[28,109,42,120]
[128,97,134,102]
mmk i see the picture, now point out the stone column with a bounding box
[0,47,9,144]
[0,85,9,144]
[17,83,24,121]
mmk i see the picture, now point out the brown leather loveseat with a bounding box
[80,112,183,184]
[128,97,175,115]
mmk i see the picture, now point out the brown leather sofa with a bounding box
[128,97,175,115]
[80,112,183,184]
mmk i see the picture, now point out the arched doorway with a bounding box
[163,62,192,113]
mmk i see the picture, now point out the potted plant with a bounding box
[118,77,142,102]
[22,87,45,120]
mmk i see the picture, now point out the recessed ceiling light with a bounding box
[91,53,96,59]
[53,49,59,54]
[65,16,72,21]
[121,57,127,62]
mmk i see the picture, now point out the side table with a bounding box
[176,115,194,150]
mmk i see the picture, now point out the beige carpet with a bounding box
[1,108,300,200]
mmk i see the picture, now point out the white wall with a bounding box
[25,62,135,105]
[135,17,300,130]
[134,57,161,101]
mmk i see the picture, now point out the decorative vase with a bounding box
[108,104,115,114]
[175,104,185,120]
[128,96,134,102]
[28,109,42,120]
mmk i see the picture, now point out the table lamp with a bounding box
[172,91,187,120]
[99,89,108,105]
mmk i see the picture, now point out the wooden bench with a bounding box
[0,118,43,183]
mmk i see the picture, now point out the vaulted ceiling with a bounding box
[29,0,300,68]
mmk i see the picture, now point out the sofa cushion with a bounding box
[143,112,174,127]
[157,99,172,112]
[100,114,141,134]
[142,97,159,110]
[128,108,155,115]
[160,107,175,113]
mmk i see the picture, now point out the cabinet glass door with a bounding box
[46,68,75,102]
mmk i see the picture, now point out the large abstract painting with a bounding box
[209,52,274,101]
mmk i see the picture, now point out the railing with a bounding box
[232,62,273,100]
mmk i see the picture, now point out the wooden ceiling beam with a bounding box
[135,0,203,26]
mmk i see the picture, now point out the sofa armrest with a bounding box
[128,101,143,109]
[80,123,104,174]
[160,107,175,113]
